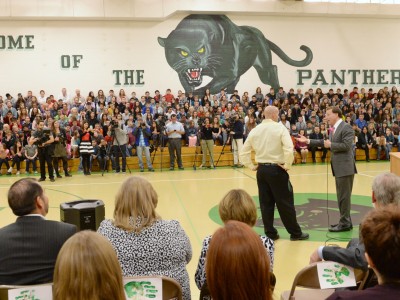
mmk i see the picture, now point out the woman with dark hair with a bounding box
[79,121,94,175]
[206,221,272,300]
[199,117,214,168]
[295,129,309,164]
[51,120,72,178]
[254,87,264,102]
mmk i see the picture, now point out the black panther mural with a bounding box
[255,198,371,231]
[158,14,313,96]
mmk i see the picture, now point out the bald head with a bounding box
[264,106,279,121]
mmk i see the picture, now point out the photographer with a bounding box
[199,117,214,168]
[230,112,244,168]
[110,120,128,173]
[32,120,55,182]
[133,123,154,172]
[51,120,72,178]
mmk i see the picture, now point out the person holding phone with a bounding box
[166,113,185,170]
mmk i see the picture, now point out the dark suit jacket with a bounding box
[0,216,76,284]
[310,121,357,177]
[322,238,368,270]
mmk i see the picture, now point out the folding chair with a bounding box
[123,275,182,300]
[0,283,53,300]
[280,262,370,300]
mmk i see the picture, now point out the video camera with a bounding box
[35,129,51,146]
[110,120,119,129]
[157,115,168,127]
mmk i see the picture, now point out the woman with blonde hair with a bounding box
[53,231,125,300]
[98,176,192,300]
[207,221,272,300]
[195,189,274,290]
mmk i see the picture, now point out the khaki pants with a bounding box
[201,139,214,165]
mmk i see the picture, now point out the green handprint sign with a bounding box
[124,280,159,300]
[322,264,351,286]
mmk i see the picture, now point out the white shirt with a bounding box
[166,121,184,138]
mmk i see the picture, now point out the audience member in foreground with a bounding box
[0,178,76,284]
[206,221,272,300]
[309,172,400,270]
[195,189,274,290]
[97,176,192,300]
[53,230,126,300]
[327,207,400,300]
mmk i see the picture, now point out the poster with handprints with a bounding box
[123,278,162,300]
[8,285,52,300]
[317,262,356,289]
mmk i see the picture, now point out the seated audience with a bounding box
[206,220,272,300]
[327,207,400,300]
[0,178,76,284]
[53,230,125,300]
[98,176,192,300]
[356,126,373,162]
[309,173,400,270]
[195,189,274,290]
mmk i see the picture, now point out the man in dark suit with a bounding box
[309,173,400,269]
[309,126,327,163]
[298,106,357,232]
[0,178,76,284]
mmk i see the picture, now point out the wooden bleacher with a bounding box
[1,145,396,174]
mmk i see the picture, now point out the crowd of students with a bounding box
[0,84,398,175]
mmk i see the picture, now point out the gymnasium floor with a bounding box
[0,161,390,299]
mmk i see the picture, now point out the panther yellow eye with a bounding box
[198,47,205,54]
[181,50,188,57]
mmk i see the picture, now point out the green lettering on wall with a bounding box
[136,70,145,85]
[390,70,400,84]
[25,35,34,49]
[124,70,135,85]
[362,70,375,85]
[377,70,389,84]
[8,36,23,49]
[0,36,6,49]
[113,70,123,85]
[61,55,70,68]
[347,70,361,85]
[331,70,345,85]
[297,70,312,85]
[0,35,35,50]
[312,70,328,85]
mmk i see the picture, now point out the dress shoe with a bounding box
[65,173,72,177]
[329,224,353,232]
[56,175,62,178]
[290,233,310,241]
[38,178,46,182]
[50,178,55,182]
[266,233,280,241]
[178,167,184,170]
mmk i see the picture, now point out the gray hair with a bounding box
[372,173,400,206]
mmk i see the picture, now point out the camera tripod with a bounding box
[151,125,168,172]
[101,128,131,176]
[215,129,233,167]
